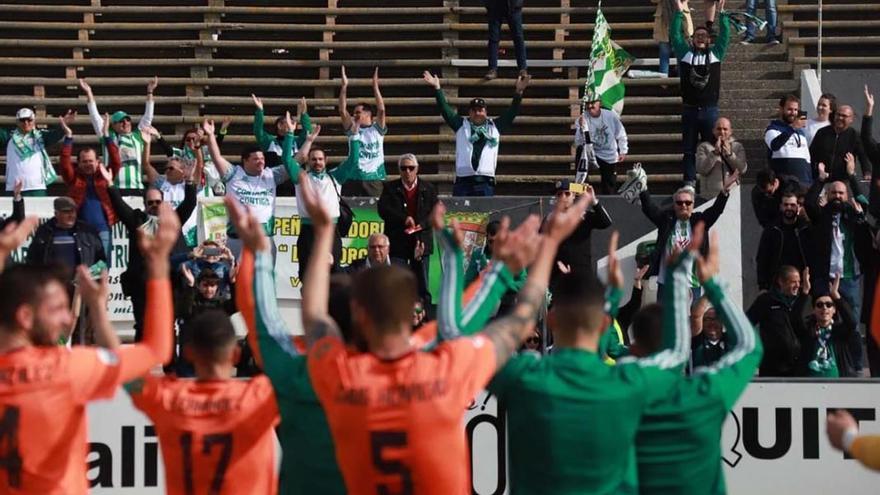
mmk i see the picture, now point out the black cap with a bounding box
[555,179,573,193]
[53,196,77,211]
[469,98,487,109]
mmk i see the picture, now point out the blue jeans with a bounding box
[98,230,112,268]
[745,0,778,41]
[658,41,672,76]
[487,5,527,70]
[453,177,495,197]
[681,105,719,182]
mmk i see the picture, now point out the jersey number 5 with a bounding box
[0,406,21,489]
[180,432,233,495]
[370,431,413,495]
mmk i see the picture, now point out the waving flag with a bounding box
[582,5,635,115]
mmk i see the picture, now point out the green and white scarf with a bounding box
[10,129,58,185]
[468,122,499,147]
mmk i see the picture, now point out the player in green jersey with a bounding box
[227,182,521,494]
[482,228,693,495]
[631,229,762,495]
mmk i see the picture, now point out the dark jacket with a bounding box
[26,218,106,269]
[750,178,802,228]
[108,184,197,294]
[755,217,811,290]
[746,290,808,377]
[670,11,730,107]
[377,179,439,260]
[809,125,873,181]
[804,178,872,284]
[485,0,524,14]
[545,201,612,282]
[639,189,729,277]
[345,256,409,274]
[796,296,859,377]
[58,137,121,226]
[861,116,880,218]
[0,197,24,231]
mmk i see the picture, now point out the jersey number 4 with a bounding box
[0,406,22,488]
[370,431,413,495]
[180,432,232,495]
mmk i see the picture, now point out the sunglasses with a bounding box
[18,118,34,123]
[399,166,416,172]
[675,200,694,206]
[146,199,163,206]
[815,301,834,309]
[525,336,541,345]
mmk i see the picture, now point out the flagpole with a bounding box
[817,0,823,87]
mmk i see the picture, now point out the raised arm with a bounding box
[79,78,104,136]
[202,119,233,179]
[297,171,343,346]
[230,203,303,384]
[828,410,880,471]
[138,76,157,130]
[251,94,274,151]
[479,195,590,370]
[373,67,387,129]
[712,12,731,60]
[424,71,464,131]
[140,126,161,185]
[669,4,690,60]
[0,216,39,274]
[58,117,76,184]
[338,66,354,131]
[114,204,179,382]
[495,74,529,134]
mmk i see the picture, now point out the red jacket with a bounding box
[59,137,122,226]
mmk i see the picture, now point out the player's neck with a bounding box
[553,329,599,352]
[193,362,235,381]
[0,328,32,354]
[368,327,414,360]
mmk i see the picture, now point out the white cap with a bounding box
[15,108,34,120]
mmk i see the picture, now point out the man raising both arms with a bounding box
[0,205,176,493]
[304,169,588,494]
[339,66,388,197]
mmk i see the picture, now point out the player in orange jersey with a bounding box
[0,204,177,494]
[295,171,590,495]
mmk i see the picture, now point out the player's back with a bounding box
[308,335,496,495]
[488,349,678,495]
[636,374,730,495]
[130,374,279,495]
[0,345,122,494]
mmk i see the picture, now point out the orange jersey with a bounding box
[129,374,280,495]
[0,346,125,494]
[308,335,497,495]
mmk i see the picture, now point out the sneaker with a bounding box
[740,38,754,45]
[767,38,781,45]
[483,69,497,81]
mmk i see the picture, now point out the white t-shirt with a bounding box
[223,165,288,230]
[5,132,49,191]
[347,123,387,180]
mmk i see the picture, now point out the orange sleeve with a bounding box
[236,248,264,367]
[127,375,164,417]
[443,336,497,405]
[306,336,346,402]
[851,435,880,471]
[116,278,175,384]
[871,275,880,350]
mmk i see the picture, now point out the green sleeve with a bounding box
[123,377,145,395]
[494,95,523,134]
[252,108,273,151]
[251,250,303,384]
[435,229,519,342]
[329,135,361,183]
[700,277,763,409]
[295,112,312,149]
[42,125,65,147]
[487,352,538,400]
[0,128,8,146]
[669,11,690,60]
[712,12,731,60]
[280,132,302,184]
[435,89,464,131]
[464,249,487,285]
[598,286,628,360]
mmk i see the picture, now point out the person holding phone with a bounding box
[181,239,236,300]
[765,94,812,187]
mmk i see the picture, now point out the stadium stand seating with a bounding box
[0,0,876,194]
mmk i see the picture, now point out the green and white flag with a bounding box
[583,5,635,115]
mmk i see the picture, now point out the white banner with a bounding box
[84,381,880,493]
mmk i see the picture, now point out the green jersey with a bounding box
[487,252,694,495]
[253,107,311,158]
[238,234,514,494]
[635,278,763,495]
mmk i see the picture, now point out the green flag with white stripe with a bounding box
[583,5,635,115]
